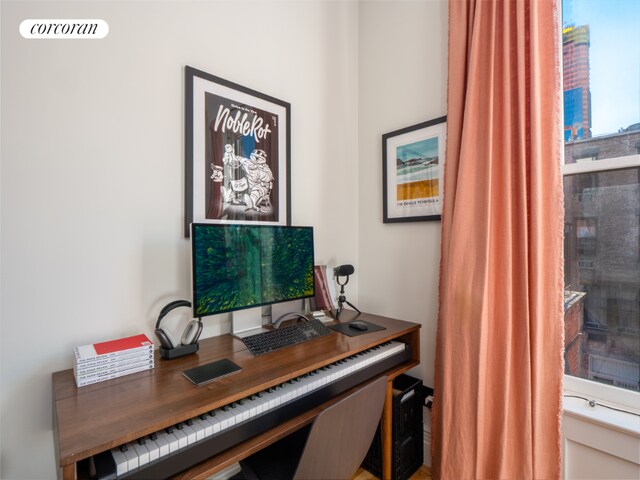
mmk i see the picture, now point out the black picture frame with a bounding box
[382,116,447,223]
[185,66,291,237]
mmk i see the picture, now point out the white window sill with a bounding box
[563,375,640,437]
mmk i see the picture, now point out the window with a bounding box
[562,0,640,396]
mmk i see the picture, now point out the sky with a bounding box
[563,0,640,135]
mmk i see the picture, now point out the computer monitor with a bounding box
[190,223,315,330]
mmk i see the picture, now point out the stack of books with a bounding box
[73,333,154,387]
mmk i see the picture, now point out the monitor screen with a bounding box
[191,223,315,318]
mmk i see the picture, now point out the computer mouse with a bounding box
[348,321,368,331]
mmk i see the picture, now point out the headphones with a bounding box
[155,300,203,350]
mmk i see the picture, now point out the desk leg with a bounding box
[61,463,76,480]
[381,379,393,480]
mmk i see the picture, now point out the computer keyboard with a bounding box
[241,318,332,356]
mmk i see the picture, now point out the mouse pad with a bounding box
[328,320,386,337]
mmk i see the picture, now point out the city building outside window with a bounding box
[562,0,639,397]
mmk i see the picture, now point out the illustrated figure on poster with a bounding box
[240,149,274,212]
[219,144,248,204]
[210,164,223,182]
[218,144,273,212]
[210,142,231,183]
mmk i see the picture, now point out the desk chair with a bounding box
[239,376,388,480]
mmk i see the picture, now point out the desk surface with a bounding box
[52,311,420,470]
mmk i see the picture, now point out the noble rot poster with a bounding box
[205,92,281,223]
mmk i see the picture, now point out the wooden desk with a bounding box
[52,311,420,479]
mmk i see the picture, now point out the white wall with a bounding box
[0,1,359,477]
[357,2,447,468]
[358,0,447,391]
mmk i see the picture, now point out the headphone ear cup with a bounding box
[181,320,202,346]
[155,327,179,350]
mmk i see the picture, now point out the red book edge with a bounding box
[93,333,154,355]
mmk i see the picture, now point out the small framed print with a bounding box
[382,116,446,223]
[185,66,291,236]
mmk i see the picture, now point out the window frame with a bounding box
[561,153,640,428]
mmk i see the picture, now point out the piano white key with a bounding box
[330,365,347,382]
[282,384,294,403]
[173,426,188,449]
[111,447,128,475]
[241,396,259,420]
[226,406,238,427]
[235,401,251,422]
[210,410,223,434]
[294,378,306,396]
[270,389,282,409]
[122,444,139,471]
[286,385,298,401]
[278,384,290,402]
[276,387,287,403]
[154,431,171,457]
[218,408,232,430]
[232,406,245,425]
[203,413,217,437]
[248,396,262,417]
[308,375,319,392]
[205,410,217,432]
[131,441,150,467]
[299,376,311,394]
[163,429,180,453]
[181,422,198,445]
[192,416,208,440]
[264,389,277,409]
[280,383,291,403]
[273,384,285,407]
[292,382,306,398]
[146,436,160,462]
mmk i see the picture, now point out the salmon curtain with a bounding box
[432,0,564,478]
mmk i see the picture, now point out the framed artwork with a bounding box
[382,116,447,223]
[185,66,291,236]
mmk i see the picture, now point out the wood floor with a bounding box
[353,465,432,480]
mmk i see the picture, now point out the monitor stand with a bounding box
[231,300,311,338]
[270,299,311,327]
[231,307,269,339]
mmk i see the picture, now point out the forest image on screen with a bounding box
[192,225,314,317]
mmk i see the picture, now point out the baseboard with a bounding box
[423,406,432,468]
